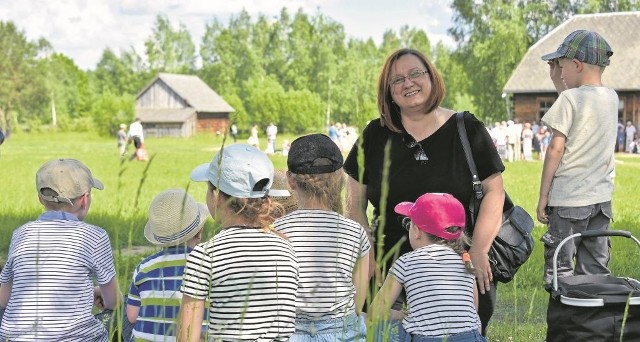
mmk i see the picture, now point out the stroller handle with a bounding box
[580,230,632,238]
[552,230,640,291]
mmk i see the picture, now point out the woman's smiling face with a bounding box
[389,54,431,112]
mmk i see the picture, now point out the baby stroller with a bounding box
[546,230,640,341]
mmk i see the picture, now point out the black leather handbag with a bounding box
[456,112,535,283]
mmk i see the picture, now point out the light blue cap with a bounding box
[191,144,289,198]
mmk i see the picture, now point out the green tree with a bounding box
[450,0,531,122]
[91,47,151,96]
[434,42,476,114]
[41,53,94,130]
[145,15,196,73]
[90,92,136,136]
[281,89,324,134]
[332,38,380,130]
[242,75,285,127]
[0,21,48,136]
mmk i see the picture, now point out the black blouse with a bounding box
[344,112,505,258]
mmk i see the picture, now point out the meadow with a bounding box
[1,131,639,341]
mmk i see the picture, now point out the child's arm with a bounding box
[548,60,566,94]
[368,273,403,325]
[98,277,121,310]
[126,304,140,324]
[0,281,12,308]
[537,129,566,224]
[178,294,205,342]
[346,177,377,282]
[353,253,370,314]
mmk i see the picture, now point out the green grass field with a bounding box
[1,131,639,341]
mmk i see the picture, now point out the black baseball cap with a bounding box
[287,134,343,174]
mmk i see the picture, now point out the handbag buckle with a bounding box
[472,180,483,199]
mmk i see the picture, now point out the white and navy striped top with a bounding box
[391,244,480,337]
[0,211,116,342]
[274,209,371,320]
[180,227,299,341]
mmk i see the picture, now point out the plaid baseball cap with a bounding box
[541,30,613,67]
[190,144,286,198]
[36,158,104,205]
[287,133,343,174]
[394,193,466,240]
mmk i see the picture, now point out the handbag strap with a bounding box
[456,112,484,226]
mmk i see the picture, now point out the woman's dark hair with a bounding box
[377,48,446,133]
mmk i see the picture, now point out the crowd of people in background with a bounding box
[487,118,639,162]
[488,119,550,162]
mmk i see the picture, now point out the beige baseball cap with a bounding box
[36,158,104,205]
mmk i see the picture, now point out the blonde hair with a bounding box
[209,182,285,237]
[425,227,475,274]
[377,48,446,133]
[288,169,345,214]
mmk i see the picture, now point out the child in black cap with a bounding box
[274,133,371,341]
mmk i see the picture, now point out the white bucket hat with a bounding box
[144,189,209,247]
[190,144,289,198]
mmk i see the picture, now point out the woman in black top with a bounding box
[344,48,505,335]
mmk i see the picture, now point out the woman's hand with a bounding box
[469,172,504,294]
[469,249,492,294]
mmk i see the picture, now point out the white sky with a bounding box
[0,0,454,70]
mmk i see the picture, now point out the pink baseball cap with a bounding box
[394,193,466,240]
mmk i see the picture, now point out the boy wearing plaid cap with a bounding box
[537,30,618,288]
[0,158,120,341]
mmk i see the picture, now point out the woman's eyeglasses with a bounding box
[402,217,412,231]
[403,136,428,164]
[389,69,428,88]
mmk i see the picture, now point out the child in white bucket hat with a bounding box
[179,144,299,341]
[0,158,119,341]
[124,189,209,341]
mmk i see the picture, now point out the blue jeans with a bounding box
[289,312,366,342]
[411,329,487,342]
[372,319,409,342]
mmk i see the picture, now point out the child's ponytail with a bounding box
[427,226,475,274]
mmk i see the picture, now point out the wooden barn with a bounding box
[503,12,640,125]
[136,73,235,137]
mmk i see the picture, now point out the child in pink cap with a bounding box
[369,193,485,342]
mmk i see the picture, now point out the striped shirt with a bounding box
[0,211,116,342]
[391,244,481,337]
[127,246,207,341]
[274,209,371,319]
[181,227,299,341]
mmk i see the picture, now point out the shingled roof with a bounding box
[503,12,640,93]
[137,73,235,112]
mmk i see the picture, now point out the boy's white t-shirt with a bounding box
[391,244,480,337]
[542,85,618,207]
[0,211,116,342]
[274,209,371,320]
